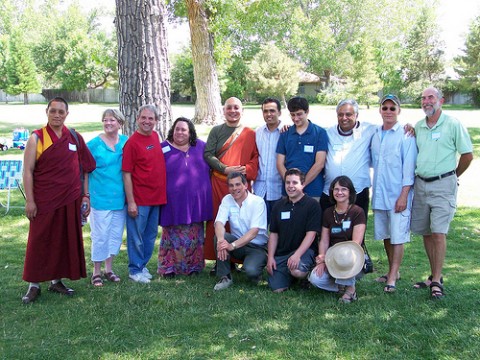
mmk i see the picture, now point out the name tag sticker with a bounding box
[331,227,342,234]
[342,221,351,230]
[431,132,441,140]
[281,211,291,220]
[68,143,77,151]
[333,143,343,151]
[304,145,314,153]
[162,145,171,153]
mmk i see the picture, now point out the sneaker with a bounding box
[214,276,233,291]
[142,267,153,280]
[129,273,150,283]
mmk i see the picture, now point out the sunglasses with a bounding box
[381,106,397,111]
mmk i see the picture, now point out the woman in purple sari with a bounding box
[158,117,213,277]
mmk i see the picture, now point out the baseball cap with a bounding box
[380,94,401,107]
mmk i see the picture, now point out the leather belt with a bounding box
[417,170,456,182]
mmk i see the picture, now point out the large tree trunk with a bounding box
[115,0,172,138]
[185,0,223,125]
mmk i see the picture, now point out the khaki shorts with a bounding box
[411,175,457,235]
[373,209,411,244]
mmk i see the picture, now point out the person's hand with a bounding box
[280,124,291,133]
[127,202,138,218]
[82,196,91,216]
[217,238,231,251]
[404,123,415,137]
[266,257,277,276]
[224,165,246,174]
[25,200,37,220]
[394,195,407,213]
[315,254,325,265]
[287,253,301,272]
[217,249,228,261]
[313,263,325,277]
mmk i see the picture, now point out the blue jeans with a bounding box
[126,205,159,275]
[268,249,315,291]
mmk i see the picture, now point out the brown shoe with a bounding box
[22,286,41,304]
[48,281,74,296]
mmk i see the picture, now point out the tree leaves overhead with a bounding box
[455,15,480,105]
[0,0,117,94]
[169,0,447,104]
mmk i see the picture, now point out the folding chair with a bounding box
[0,160,25,214]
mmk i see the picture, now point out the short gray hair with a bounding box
[137,104,159,121]
[336,99,359,114]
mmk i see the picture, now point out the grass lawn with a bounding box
[1,199,479,359]
[1,103,479,359]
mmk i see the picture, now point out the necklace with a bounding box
[333,204,351,225]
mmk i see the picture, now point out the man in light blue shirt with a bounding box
[253,98,283,224]
[371,94,417,293]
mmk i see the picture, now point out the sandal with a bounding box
[413,275,443,289]
[375,273,401,283]
[104,271,121,283]
[430,282,445,299]
[339,291,357,303]
[384,284,396,293]
[91,274,103,287]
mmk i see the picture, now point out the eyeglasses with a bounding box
[381,106,397,112]
[102,118,117,123]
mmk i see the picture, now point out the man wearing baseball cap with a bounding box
[371,94,417,293]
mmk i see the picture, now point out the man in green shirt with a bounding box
[411,87,473,299]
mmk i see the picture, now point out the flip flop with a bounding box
[384,284,396,293]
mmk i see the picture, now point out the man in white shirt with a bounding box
[253,98,283,224]
[214,172,268,291]
[321,99,375,218]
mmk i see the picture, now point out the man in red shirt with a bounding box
[122,105,167,283]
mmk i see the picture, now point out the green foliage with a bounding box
[221,56,249,101]
[171,49,196,100]
[455,15,480,105]
[32,2,117,91]
[5,30,40,102]
[0,0,117,94]
[400,6,445,101]
[0,35,8,91]
[247,44,302,104]
[347,37,382,107]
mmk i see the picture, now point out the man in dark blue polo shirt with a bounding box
[276,97,328,200]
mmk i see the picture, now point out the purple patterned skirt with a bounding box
[158,222,205,275]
